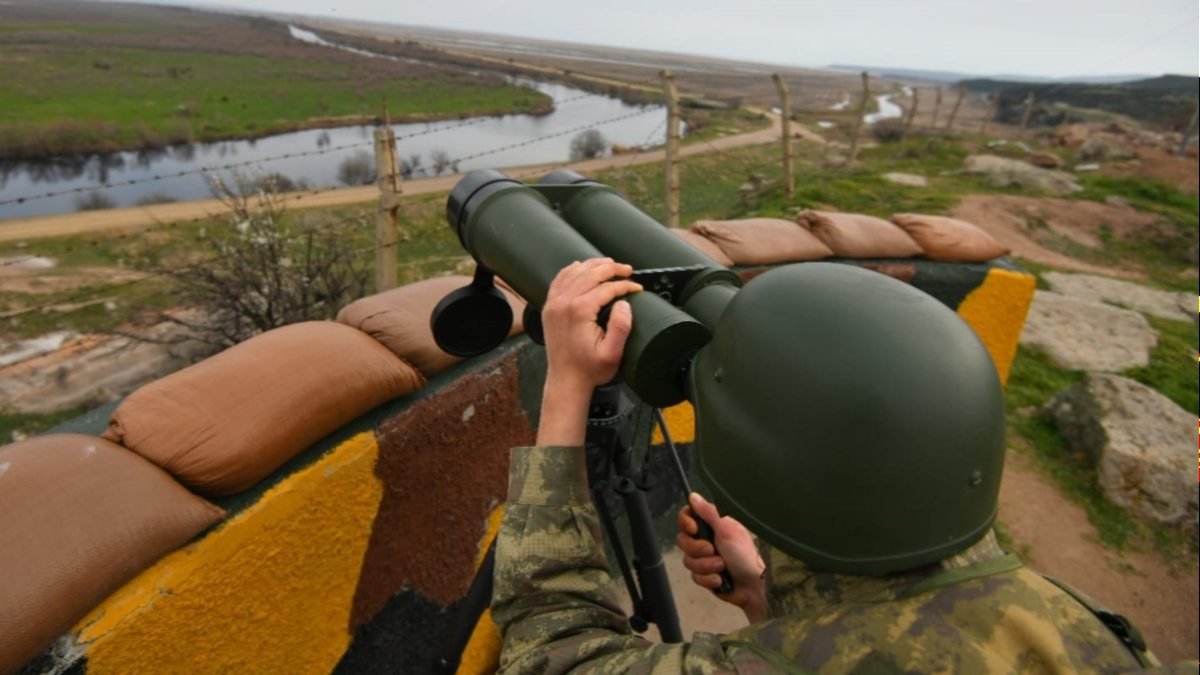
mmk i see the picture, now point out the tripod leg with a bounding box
[434,540,497,674]
[616,476,683,643]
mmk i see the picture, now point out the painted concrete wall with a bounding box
[29,258,1034,675]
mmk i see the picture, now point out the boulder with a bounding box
[1026,152,1064,170]
[1078,133,1136,162]
[1043,271,1193,322]
[1047,374,1197,525]
[963,155,1081,195]
[1019,291,1157,371]
[882,172,928,187]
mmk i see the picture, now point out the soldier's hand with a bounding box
[676,493,768,623]
[535,258,642,447]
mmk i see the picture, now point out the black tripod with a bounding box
[433,383,682,673]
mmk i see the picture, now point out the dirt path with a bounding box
[998,451,1198,664]
[0,113,790,243]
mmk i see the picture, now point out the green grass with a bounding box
[1122,316,1199,414]
[0,407,87,443]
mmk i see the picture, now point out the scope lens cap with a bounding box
[431,285,515,357]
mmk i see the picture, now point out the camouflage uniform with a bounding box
[492,446,1151,674]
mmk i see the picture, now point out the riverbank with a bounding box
[0,2,551,161]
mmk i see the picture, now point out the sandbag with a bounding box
[337,276,526,377]
[891,213,1011,262]
[668,228,735,267]
[796,210,923,258]
[690,218,832,265]
[103,322,424,496]
[0,434,224,673]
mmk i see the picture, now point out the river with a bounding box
[0,28,671,221]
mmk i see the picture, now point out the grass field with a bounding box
[0,0,550,159]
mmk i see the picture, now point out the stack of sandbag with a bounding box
[679,211,1008,265]
[103,321,425,496]
[689,218,832,265]
[0,434,225,673]
[336,275,527,379]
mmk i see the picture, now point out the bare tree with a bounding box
[337,150,376,186]
[154,172,371,348]
[569,129,608,161]
[431,149,452,176]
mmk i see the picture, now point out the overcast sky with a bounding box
[147,0,1198,78]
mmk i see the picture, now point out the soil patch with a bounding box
[0,267,148,295]
[1101,147,1199,195]
[950,195,1163,277]
[998,451,1198,663]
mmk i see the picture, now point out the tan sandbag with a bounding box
[104,322,423,496]
[690,218,832,265]
[796,210,923,258]
[668,228,735,267]
[336,276,526,377]
[891,213,1011,262]
[0,434,224,673]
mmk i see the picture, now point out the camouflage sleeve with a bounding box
[491,446,740,675]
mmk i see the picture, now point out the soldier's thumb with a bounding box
[689,492,723,530]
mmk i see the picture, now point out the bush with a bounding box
[337,151,376,186]
[871,118,906,143]
[135,192,178,206]
[75,191,117,211]
[254,172,308,193]
[159,173,371,348]
[569,129,608,161]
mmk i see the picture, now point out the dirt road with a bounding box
[0,112,805,243]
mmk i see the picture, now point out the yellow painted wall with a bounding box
[956,268,1037,386]
[75,433,383,675]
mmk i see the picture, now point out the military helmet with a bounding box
[690,263,1006,576]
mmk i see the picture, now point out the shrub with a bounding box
[75,191,117,211]
[871,118,906,143]
[337,151,376,186]
[136,192,178,206]
[569,129,608,161]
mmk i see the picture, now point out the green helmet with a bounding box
[690,263,1005,576]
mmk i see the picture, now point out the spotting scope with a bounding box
[433,169,1006,576]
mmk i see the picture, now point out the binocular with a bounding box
[433,169,742,407]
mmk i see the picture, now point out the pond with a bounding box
[0,28,671,221]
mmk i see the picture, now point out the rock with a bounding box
[1047,374,1197,525]
[1043,271,1194,322]
[0,320,216,414]
[963,155,1082,195]
[882,172,927,187]
[1026,152,1064,169]
[1078,133,1136,162]
[1020,290,1157,371]
[1103,195,1131,209]
[1053,124,1093,147]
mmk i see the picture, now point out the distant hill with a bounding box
[961,75,1198,129]
[825,65,1152,85]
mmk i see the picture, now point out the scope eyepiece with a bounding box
[446,169,522,245]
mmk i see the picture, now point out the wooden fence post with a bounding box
[373,123,401,292]
[944,84,965,130]
[980,89,1000,136]
[1020,92,1036,133]
[772,73,794,197]
[1178,106,1198,157]
[896,87,919,156]
[661,70,681,228]
[846,71,869,165]
[929,86,943,129]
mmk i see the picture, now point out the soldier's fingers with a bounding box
[675,532,714,558]
[570,280,642,321]
[691,572,723,591]
[676,505,699,537]
[560,258,632,296]
[682,554,725,576]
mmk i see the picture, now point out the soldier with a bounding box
[491,257,1164,673]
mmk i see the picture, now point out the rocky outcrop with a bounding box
[0,320,214,415]
[1043,272,1194,322]
[1047,374,1197,525]
[963,155,1081,195]
[1019,290,1157,371]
